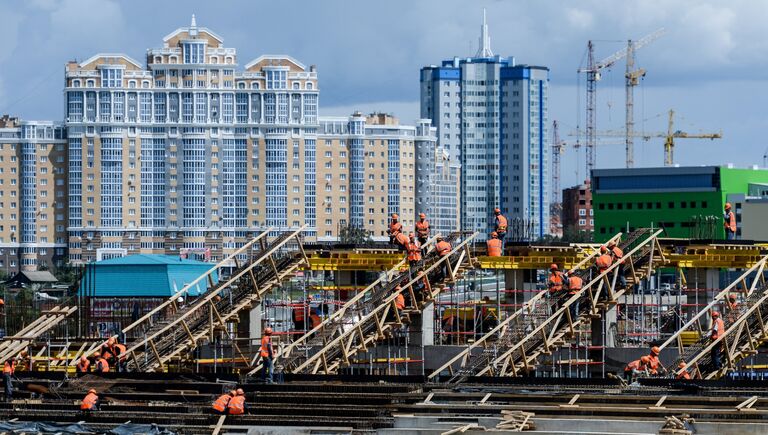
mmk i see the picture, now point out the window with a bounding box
[579,219,586,226]
[183,42,205,64]
[578,209,586,216]
[100,68,123,88]
[266,69,287,89]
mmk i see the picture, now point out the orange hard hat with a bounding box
[93,352,100,358]
[651,346,660,356]
[490,231,498,238]
[436,235,443,240]
[640,356,650,364]
[229,390,237,396]
[729,294,736,300]
[712,311,720,317]
[80,356,88,362]
[725,202,732,209]
[88,389,97,394]
[107,337,116,345]
[419,213,426,219]
[494,208,501,214]
[264,327,273,335]
[600,246,607,253]
[0,298,4,305]
[409,232,415,238]
[395,285,402,291]
[392,213,399,219]
[550,264,558,271]
[236,388,244,395]
[678,362,686,369]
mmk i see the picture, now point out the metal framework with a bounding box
[274,232,478,375]
[0,305,77,364]
[430,229,664,381]
[661,254,768,379]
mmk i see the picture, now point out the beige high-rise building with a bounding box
[0,115,68,273]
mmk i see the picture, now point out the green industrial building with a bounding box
[592,166,768,241]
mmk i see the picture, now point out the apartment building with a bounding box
[0,115,68,273]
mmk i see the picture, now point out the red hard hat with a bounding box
[550,264,558,271]
[725,202,732,209]
[712,311,720,318]
[419,213,426,219]
[651,346,660,355]
[494,208,501,214]
[264,327,273,335]
[600,246,607,253]
[640,356,650,364]
[729,294,736,300]
[0,298,4,305]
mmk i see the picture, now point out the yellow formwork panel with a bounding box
[304,252,403,271]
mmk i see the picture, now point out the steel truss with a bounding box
[0,306,77,364]
[430,229,664,382]
[661,255,768,380]
[273,232,478,375]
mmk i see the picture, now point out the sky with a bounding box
[1,0,767,188]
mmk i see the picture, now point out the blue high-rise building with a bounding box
[420,12,550,239]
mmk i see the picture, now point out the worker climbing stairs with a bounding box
[262,231,478,375]
[429,228,665,382]
[658,254,768,380]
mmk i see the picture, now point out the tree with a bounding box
[338,224,373,245]
[561,225,594,243]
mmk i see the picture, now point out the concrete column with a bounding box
[248,305,262,347]
[503,269,538,305]
[411,302,434,347]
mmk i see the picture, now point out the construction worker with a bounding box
[3,358,15,401]
[726,294,739,324]
[393,285,406,320]
[548,264,564,295]
[212,390,235,415]
[435,236,452,281]
[608,241,626,288]
[623,355,650,383]
[493,208,507,243]
[395,230,410,251]
[292,296,311,332]
[479,296,498,333]
[406,233,422,266]
[387,213,403,245]
[80,389,100,412]
[724,202,736,240]
[709,311,725,370]
[596,246,613,274]
[415,212,430,247]
[76,356,91,373]
[114,342,127,373]
[260,327,274,384]
[676,362,692,380]
[486,232,502,257]
[94,352,109,373]
[101,337,118,369]
[647,346,664,376]
[227,388,246,415]
[564,270,583,322]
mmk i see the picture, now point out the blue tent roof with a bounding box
[78,255,218,298]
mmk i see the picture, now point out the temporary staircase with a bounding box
[659,254,768,380]
[0,306,77,364]
[264,232,478,375]
[430,229,664,382]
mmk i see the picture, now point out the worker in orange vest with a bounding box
[3,358,15,400]
[80,389,100,412]
[724,202,736,240]
[212,390,235,414]
[486,232,502,257]
[415,213,430,247]
[726,294,739,324]
[292,296,312,331]
[394,285,406,311]
[388,213,403,245]
[493,208,507,243]
[709,311,725,370]
[548,264,564,295]
[94,352,109,373]
[596,246,613,274]
[624,355,650,383]
[76,356,91,373]
[406,233,422,266]
[435,236,452,281]
[676,362,692,380]
[101,337,118,367]
[395,231,410,251]
[608,241,626,288]
[260,327,274,384]
[564,270,583,321]
[647,346,665,376]
[227,388,246,415]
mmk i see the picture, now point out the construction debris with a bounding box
[496,410,535,431]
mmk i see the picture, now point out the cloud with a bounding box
[566,8,594,30]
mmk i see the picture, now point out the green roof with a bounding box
[78,255,218,298]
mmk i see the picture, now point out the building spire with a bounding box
[190,14,197,29]
[475,8,493,57]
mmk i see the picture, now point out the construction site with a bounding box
[2,226,768,434]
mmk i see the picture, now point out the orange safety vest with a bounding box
[395,293,405,310]
[724,211,736,232]
[711,317,725,340]
[407,241,422,261]
[611,246,624,262]
[389,221,402,236]
[212,394,231,412]
[486,238,502,257]
[676,370,691,380]
[228,395,245,415]
[259,336,272,358]
[115,344,126,362]
[80,392,99,410]
[548,272,564,293]
[101,343,116,360]
[495,215,508,233]
[293,305,307,322]
[395,232,410,247]
[415,220,430,237]
[3,360,14,375]
[624,359,645,373]
[309,313,322,328]
[567,275,583,295]
[95,358,109,373]
[436,241,452,257]
[596,254,612,270]
[647,355,661,374]
[76,359,90,373]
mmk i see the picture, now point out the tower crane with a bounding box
[577,29,665,175]
[589,109,723,166]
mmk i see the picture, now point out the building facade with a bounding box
[561,180,593,237]
[316,113,451,241]
[592,166,768,241]
[64,18,319,265]
[0,115,68,273]
[420,14,549,239]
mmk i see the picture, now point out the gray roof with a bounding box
[20,271,58,282]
